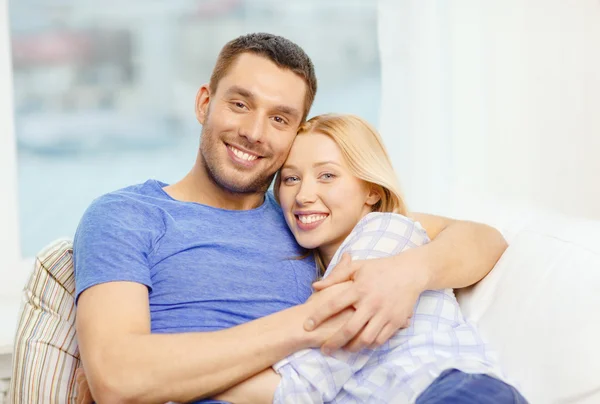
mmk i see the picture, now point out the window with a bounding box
[8,0,381,258]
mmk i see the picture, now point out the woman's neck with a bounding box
[318,242,341,270]
[318,209,375,270]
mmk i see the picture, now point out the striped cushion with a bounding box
[10,239,79,403]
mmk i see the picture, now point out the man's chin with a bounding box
[220,176,272,195]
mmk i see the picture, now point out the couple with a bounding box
[73,33,526,403]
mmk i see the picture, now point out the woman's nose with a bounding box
[295,181,317,205]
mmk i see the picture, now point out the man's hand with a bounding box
[304,213,507,355]
[75,367,94,404]
[306,250,430,354]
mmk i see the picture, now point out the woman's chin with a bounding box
[296,237,321,251]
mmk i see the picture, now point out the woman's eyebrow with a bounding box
[313,161,341,168]
[281,164,297,171]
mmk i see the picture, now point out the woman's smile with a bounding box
[294,211,330,231]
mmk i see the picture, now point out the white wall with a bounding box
[0,0,23,297]
[378,0,600,221]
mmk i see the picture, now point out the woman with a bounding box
[215,114,526,403]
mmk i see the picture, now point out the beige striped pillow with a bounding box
[10,239,79,403]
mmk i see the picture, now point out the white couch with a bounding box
[456,209,600,403]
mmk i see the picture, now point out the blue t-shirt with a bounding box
[73,179,316,334]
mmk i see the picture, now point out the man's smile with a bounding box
[225,143,262,167]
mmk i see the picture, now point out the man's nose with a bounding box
[239,114,265,143]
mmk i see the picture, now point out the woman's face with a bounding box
[278,131,379,264]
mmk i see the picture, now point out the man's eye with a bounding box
[273,116,286,124]
[234,102,247,109]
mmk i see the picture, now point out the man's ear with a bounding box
[195,84,211,125]
[366,186,382,207]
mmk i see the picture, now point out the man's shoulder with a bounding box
[89,179,163,210]
[78,179,167,231]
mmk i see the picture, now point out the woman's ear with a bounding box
[366,186,382,207]
[195,84,211,125]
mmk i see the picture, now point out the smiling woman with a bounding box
[275,113,407,272]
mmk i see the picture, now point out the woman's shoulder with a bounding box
[328,212,429,264]
[353,212,429,240]
[323,212,429,277]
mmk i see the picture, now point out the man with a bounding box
[74,33,507,403]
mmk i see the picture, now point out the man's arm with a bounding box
[408,212,508,289]
[307,213,508,353]
[76,281,354,404]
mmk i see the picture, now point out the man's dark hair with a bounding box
[209,33,317,122]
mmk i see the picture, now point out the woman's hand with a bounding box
[301,279,360,350]
[305,250,429,354]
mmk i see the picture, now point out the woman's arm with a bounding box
[213,369,281,404]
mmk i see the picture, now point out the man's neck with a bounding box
[164,164,266,211]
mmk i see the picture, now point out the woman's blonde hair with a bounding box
[274,114,408,275]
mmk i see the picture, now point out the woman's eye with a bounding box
[283,176,299,184]
[320,173,336,180]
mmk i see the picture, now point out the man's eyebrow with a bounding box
[225,85,301,120]
[273,105,301,120]
[225,85,254,99]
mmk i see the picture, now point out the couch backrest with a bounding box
[457,212,600,404]
[10,239,79,403]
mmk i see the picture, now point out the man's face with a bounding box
[197,53,307,194]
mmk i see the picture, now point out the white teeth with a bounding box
[229,145,258,161]
[298,214,328,224]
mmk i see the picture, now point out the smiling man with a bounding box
[73,33,507,404]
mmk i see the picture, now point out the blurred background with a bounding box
[7,0,381,257]
[1,0,600,278]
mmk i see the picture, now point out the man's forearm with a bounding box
[417,220,507,291]
[81,304,311,404]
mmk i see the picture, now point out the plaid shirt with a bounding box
[273,213,505,403]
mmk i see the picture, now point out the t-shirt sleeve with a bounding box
[73,195,159,303]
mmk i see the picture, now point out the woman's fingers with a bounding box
[304,281,357,331]
[374,322,401,347]
[321,304,373,354]
[345,312,388,352]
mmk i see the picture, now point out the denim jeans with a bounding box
[416,369,528,404]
